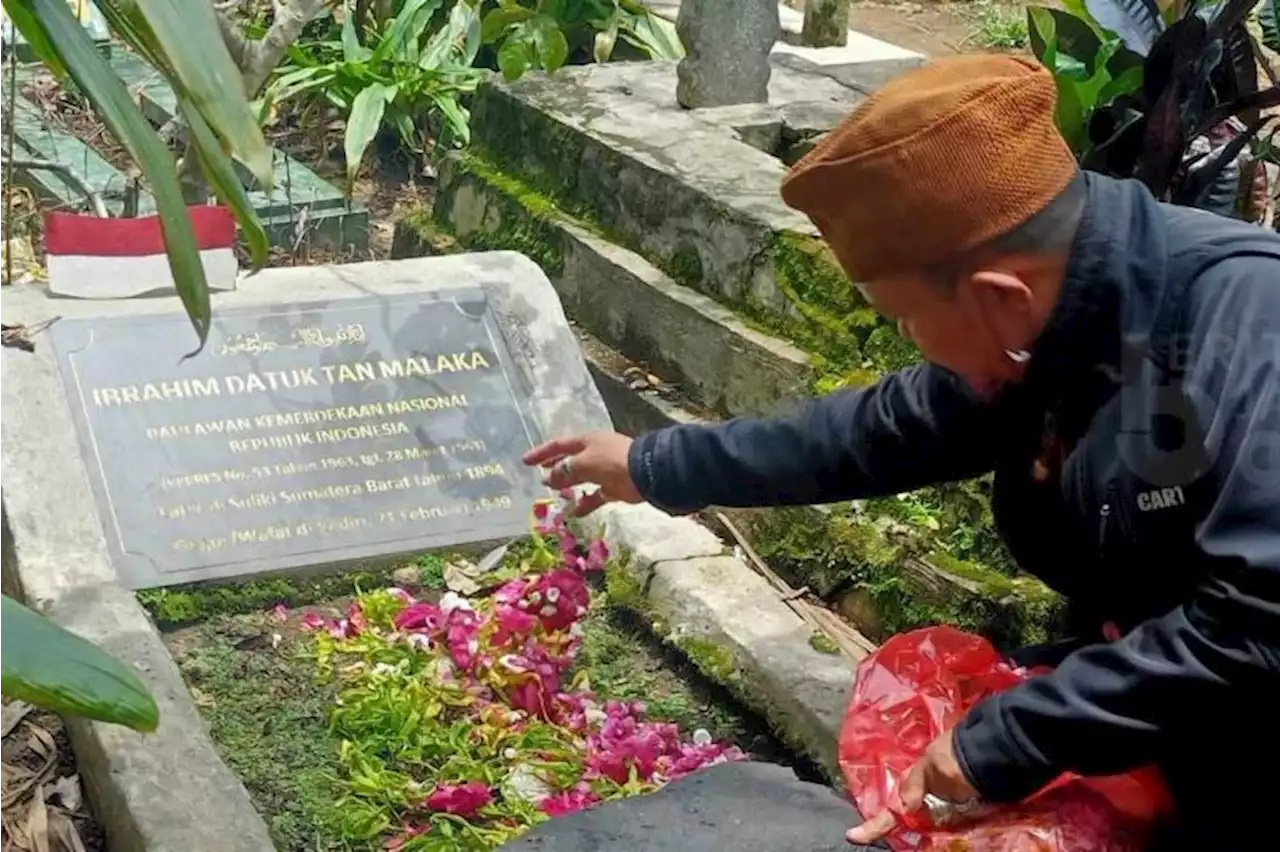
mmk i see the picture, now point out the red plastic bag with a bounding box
[840,626,1172,851]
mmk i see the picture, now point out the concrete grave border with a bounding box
[0,253,610,850]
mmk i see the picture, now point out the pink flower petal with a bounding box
[269,603,288,622]
[424,781,492,817]
[300,613,325,631]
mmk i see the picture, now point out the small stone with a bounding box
[676,0,780,109]
[444,561,482,595]
[628,379,649,391]
[645,373,662,386]
[392,565,422,591]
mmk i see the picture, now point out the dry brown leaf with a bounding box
[25,785,49,852]
[48,812,86,852]
[25,727,55,761]
[1,702,35,739]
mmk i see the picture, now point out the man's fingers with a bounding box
[569,489,610,517]
[846,809,897,845]
[543,455,587,490]
[523,436,587,467]
[899,761,928,812]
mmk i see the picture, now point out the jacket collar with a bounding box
[1016,173,1152,413]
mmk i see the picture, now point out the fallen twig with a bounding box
[715,512,875,662]
[1,156,109,218]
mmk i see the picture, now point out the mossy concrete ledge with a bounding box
[414,152,816,417]
[466,61,867,323]
[1,348,276,851]
[577,503,861,779]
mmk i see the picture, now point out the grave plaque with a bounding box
[49,290,548,589]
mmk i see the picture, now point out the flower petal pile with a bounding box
[302,498,745,851]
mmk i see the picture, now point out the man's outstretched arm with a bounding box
[625,363,997,513]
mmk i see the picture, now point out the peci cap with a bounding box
[780,54,1079,282]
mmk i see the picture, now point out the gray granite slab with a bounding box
[49,291,546,587]
[499,761,881,852]
[4,252,613,589]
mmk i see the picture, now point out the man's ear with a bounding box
[964,270,1038,352]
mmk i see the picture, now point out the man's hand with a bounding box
[847,730,980,845]
[522,432,642,516]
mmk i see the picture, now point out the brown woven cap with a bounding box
[780,54,1078,282]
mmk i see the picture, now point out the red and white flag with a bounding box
[43,205,239,299]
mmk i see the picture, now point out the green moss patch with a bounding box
[163,608,358,851]
[737,502,1062,649]
[138,555,448,628]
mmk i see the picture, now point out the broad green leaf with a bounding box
[535,17,569,72]
[481,5,533,43]
[342,6,372,62]
[1028,6,1058,67]
[1043,8,1105,72]
[344,82,396,190]
[462,0,484,65]
[265,65,335,104]
[1261,0,1280,54]
[31,0,211,344]
[393,111,417,149]
[594,19,619,63]
[430,91,470,146]
[1055,53,1090,79]
[1,596,159,732]
[618,11,684,59]
[420,0,479,69]
[181,100,268,268]
[373,0,440,63]
[1096,62,1143,105]
[497,33,531,80]
[122,0,272,186]
[1,0,66,74]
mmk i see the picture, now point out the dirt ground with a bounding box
[791,0,1035,59]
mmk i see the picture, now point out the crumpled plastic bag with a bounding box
[839,626,1172,851]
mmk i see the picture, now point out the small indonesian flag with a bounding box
[43,205,239,299]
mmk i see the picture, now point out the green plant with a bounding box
[1027,0,1280,218]
[481,0,682,81]
[1,595,159,731]
[3,0,273,345]
[265,0,488,189]
[266,0,682,187]
[292,502,746,851]
[969,2,1030,51]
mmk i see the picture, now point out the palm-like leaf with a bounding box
[3,0,275,346]
[1261,0,1280,54]
[1,596,160,732]
[0,0,300,739]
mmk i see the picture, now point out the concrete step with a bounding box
[643,1,925,93]
[466,61,868,326]
[411,152,819,420]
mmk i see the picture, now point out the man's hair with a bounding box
[925,172,1087,288]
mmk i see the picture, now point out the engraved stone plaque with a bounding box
[49,290,548,588]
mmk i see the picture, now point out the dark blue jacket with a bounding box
[627,173,1280,842]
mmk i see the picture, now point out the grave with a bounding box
[9,53,367,251]
[0,252,613,849]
